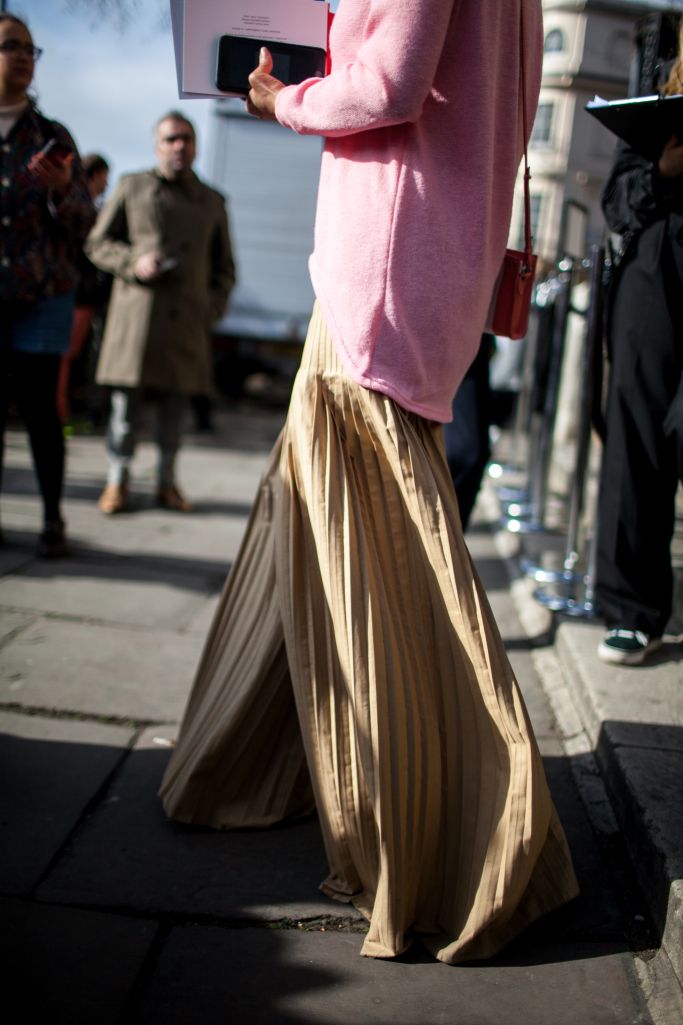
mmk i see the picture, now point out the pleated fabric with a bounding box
[160,304,579,963]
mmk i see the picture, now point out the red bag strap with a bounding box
[519,1,533,261]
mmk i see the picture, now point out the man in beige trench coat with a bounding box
[86,111,235,513]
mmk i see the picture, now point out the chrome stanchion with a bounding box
[495,287,552,513]
[533,245,604,616]
[489,302,543,490]
[501,260,573,536]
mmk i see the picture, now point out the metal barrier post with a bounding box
[501,259,574,535]
[533,245,604,616]
[489,305,543,490]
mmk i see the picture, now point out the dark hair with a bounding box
[155,110,196,140]
[82,153,110,178]
[0,13,29,32]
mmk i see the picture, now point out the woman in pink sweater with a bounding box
[161,0,579,964]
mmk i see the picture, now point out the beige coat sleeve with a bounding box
[208,196,237,322]
[85,177,138,284]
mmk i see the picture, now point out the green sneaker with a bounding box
[597,628,661,666]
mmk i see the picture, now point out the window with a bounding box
[544,28,564,54]
[530,102,554,147]
[517,195,542,251]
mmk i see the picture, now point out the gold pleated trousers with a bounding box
[160,304,579,963]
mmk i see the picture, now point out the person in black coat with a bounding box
[595,42,683,665]
[443,333,494,531]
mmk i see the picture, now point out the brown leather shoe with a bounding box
[157,484,193,512]
[98,483,128,515]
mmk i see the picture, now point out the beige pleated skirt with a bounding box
[160,303,579,963]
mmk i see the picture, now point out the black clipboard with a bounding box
[585,93,683,162]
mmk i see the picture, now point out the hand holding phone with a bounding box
[39,138,73,164]
[216,36,325,97]
[134,252,178,283]
[27,138,74,195]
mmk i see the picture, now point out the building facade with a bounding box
[515,0,683,264]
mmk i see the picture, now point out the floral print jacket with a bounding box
[0,103,95,304]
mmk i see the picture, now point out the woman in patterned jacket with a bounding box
[0,12,94,556]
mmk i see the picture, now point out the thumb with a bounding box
[259,46,273,74]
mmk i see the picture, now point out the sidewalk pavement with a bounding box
[0,404,679,1024]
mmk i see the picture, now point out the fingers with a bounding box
[259,46,273,74]
[28,152,74,190]
[246,48,284,121]
[247,47,273,91]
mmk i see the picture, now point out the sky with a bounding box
[17,1,214,183]
[16,0,340,189]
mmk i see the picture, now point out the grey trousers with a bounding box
[105,388,186,488]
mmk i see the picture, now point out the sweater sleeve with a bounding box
[601,142,681,236]
[275,0,458,137]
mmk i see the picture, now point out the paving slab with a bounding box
[59,427,269,501]
[599,740,683,988]
[164,444,270,497]
[0,619,201,722]
[508,653,559,739]
[62,515,245,568]
[2,896,157,1025]
[38,726,361,923]
[133,926,651,1025]
[184,592,223,636]
[0,543,34,575]
[536,754,627,941]
[0,608,36,646]
[0,555,213,629]
[555,620,683,744]
[0,712,134,894]
[602,720,683,754]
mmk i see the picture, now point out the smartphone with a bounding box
[215,35,326,96]
[157,257,178,274]
[39,138,73,163]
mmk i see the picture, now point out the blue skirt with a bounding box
[8,291,76,355]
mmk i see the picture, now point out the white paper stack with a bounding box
[170,0,330,99]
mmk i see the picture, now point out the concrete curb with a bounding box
[482,483,683,1018]
[553,622,683,993]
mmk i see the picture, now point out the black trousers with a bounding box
[0,349,65,525]
[443,334,493,531]
[595,222,683,636]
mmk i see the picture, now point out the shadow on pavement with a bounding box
[0,723,661,1023]
[1,531,232,593]
[2,465,256,520]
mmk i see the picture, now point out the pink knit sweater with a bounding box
[276,0,543,422]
